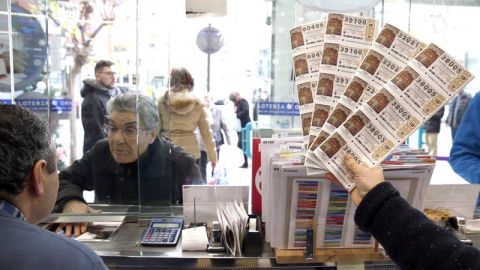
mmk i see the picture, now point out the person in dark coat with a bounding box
[423,106,445,156]
[229,92,251,168]
[81,60,129,153]
[325,156,480,270]
[56,93,201,237]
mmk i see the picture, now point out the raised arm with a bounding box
[355,182,480,270]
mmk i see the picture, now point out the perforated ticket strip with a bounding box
[312,43,473,190]
[306,24,426,173]
[305,14,377,172]
[291,20,326,148]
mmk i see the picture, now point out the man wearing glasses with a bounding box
[81,60,129,153]
[56,93,201,237]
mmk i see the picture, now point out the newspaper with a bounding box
[312,43,474,191]
[306,24,426,172]
[217,200,249,256]
[291,20,326,147]
[305,13,377,171]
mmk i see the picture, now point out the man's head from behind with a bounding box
[0,105,57,224]
[106,92,159,164]
[229,92,240,104]
[94,60,116,89]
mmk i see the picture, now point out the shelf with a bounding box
[275,247,388,264]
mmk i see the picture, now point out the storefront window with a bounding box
[2,0,478,215]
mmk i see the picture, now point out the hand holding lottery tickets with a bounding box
[324,155,384,206]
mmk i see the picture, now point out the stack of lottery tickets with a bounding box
[290,13,474,191]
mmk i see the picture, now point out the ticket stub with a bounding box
[310,104,332,134]
[293,45,324,81]
[313,132,362,190]
[337,110,396,165]
[308,73,350,142]
[320,43,369,77]
[325,13,376,47]
[363,88,421,140]
[292,45,324,147]
[410,43,473,98]
[296,79,315,146]
[372,23,425,64]
[313,73,351,106]
[290,20,326,52]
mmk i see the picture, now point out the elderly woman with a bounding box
[157,68,217,175]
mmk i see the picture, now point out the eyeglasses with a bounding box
[104,124,145,138]
[101,71,116,76]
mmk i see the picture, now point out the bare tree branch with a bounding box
[85,23,107,47]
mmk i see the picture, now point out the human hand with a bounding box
[56,200,101,237]
[324,155,384,206]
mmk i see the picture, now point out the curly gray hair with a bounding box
[106,92,160,131]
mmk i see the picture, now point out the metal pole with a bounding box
[7,0,14,101]
[207,52,211,92]
[408,0,412,33]
[207,24,211,92]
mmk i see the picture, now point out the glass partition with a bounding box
[2,0,478,219]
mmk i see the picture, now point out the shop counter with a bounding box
[43,205,402,269]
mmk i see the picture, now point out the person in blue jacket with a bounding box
[0,104,108,270]
[449,92,480,184]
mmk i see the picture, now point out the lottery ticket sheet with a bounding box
[291,20,326,148]
[306,24,426,173]
[312,43,474,190]
[304,13,377,171]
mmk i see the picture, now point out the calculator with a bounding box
[140,218,184,246]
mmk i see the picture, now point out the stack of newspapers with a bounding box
[216,201,249,256]
[290,13,474,192]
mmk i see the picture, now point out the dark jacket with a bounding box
[236,98,251,128]
[423,106,445,133]
[56,136,201,210]
[80,79,128,153]
[355,182,480,270]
